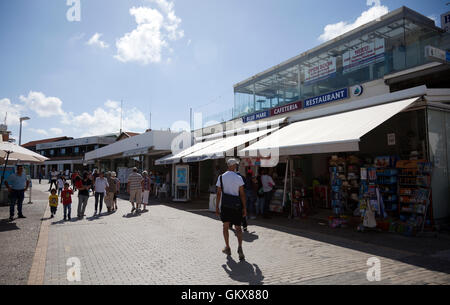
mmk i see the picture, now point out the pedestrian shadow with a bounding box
[86,215,100,222]
[0,219,20,232]
[228,228,259,243]
[122,213,141,218]
[222,256,264,285]
[243,231,259,243]
[50,219,68,225]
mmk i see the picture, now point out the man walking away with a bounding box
[127,167,143,214]
[105,172,117,213]
[141,171,151,211]
[215,159,247,261]
[77,172,92,219]
[5,165,29,221]
[94,171,109,216]
[112,172,120,211]
[49,168,58,191]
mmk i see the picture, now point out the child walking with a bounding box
[61,183,74,221]
[49,189,59,218]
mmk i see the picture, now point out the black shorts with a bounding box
[221,207,243,227]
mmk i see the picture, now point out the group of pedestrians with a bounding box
[46,167,159,221]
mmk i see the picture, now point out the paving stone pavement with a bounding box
[13,182,450,285]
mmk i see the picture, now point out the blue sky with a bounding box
[0,0,446,144]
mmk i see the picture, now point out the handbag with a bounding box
[258,187,264,196]
[220,175,242,211]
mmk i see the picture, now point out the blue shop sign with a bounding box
[304,88,349,108]
[242,110,270,123]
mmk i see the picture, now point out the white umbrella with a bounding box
[0,141,48,163]
[1,142,49,191]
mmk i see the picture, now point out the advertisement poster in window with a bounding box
[343,38,385,74]
[303,57,337,85]
[176,166,188,185]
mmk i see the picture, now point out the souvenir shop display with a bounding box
[329,156,347,217]
[375,156,399,216]
[346,155,360,211]
[397,160,433,235]
[270,189,285,213]
[292,188,309,218]
[357,156,391,232]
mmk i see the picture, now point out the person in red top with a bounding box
[61,182,74,221]
[71,171,80,190]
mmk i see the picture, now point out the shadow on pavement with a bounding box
[164,201,450,275]
[229,227,259,243]
[122,212,141,218]
[222,256,264,285]
[0,219,20,232]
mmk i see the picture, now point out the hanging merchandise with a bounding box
[363,202,377,228]
[397,160,433,235]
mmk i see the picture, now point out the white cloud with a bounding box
[427,15,437,24]
[105,100,120,109]
[19,91,65,118]
[87,33,109,49]
[68,32,86,45]
[0,98,23,126]
[62,100,148,137]
[50,128,63,135]
[115,1,184,65]
[30,128,49,136]
[318,0,389,42]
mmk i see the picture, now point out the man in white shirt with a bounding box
[216,159,247,260]
[94,172,109,216]
[261,170,275,219]
[49,168,58,191]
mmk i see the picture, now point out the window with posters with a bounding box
[343,38,385,74]
[303,57,337,85]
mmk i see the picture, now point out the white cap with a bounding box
[227,158,239,166]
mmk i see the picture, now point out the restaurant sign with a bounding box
[304,88,349,108]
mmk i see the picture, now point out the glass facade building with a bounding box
[233,7,450,118]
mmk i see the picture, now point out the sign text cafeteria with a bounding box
[242,101,302,123]
[242,88,349,122]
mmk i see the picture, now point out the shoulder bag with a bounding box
[220,175,242,211]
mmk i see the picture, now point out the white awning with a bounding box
[195,117,287,142]
[241,97,419,156]
[122,147,153,157]
[155,138,222,165]
[183,127,279,163]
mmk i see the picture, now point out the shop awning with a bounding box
[241,97,419,156]
[182,127,279,163]
[155,138,223,165]
[122,147,153,157]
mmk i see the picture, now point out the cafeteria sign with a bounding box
[271,101,303,116]
[304,88,349,108]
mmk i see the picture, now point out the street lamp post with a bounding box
[19,117,30,145]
